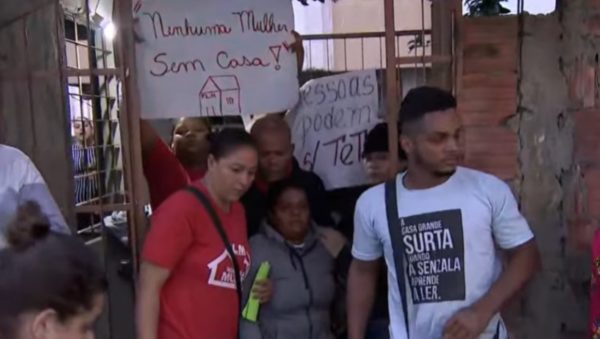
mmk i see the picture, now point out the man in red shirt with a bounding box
[141,118,211,209]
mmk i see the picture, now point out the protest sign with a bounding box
[287,70,382,190]
[134,0,299,119]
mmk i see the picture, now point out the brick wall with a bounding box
[458,16,520,181]
[456,2,600,337]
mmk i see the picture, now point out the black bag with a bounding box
[385,179,410,338]
[385,180,502,339]
[185,187,243,330]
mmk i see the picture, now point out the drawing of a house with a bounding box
[199,75,241,116]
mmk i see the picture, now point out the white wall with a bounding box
[463,0,556,14]
[294,0,432,71]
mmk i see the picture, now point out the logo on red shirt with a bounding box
[207,243,250,289]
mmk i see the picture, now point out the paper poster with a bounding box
[287,70,382,190]
[134,0,299,118]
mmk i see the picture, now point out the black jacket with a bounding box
[241,159,333,237]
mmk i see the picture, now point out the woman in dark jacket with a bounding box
[240,178,346,339]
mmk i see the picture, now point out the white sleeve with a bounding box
[489,179,533,249]
[351,194,383,261]
[17,156,70,235]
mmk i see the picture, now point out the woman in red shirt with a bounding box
[137,128,258,339]
[141,117,212,209]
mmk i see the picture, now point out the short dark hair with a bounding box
[363,123,407,160]
[0,202,107,338]
[399,86,457,126]
[208,128,257,160]
[266,178,308,213]
[250,114,291,140]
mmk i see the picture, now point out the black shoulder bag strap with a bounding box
[185,187,243,315]
[385,179,410,338]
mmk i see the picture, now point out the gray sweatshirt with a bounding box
[240,221,336,339]
[0,145,70,248]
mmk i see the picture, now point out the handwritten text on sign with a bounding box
[288,70,381,190]
[134,0,299,119]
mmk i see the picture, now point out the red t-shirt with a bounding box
[143,139,205,209]
[142,182,251,339]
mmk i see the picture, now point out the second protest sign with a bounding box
[288,70,382,190]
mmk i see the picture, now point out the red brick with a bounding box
[463,17,518,44]
[574,110,600,163]
[568,60,596,108]
[583,168,600,217]
[463,155,519,180]
[458,102,516,126]
[459,87,517,101]
[462,126,519,180]
[461,73,518,90]
[463,41,518,74]
[587,13,600,36]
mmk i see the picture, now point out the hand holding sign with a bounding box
[134,0,299,119]
[287,70,381,190]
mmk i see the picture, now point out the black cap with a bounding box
[363,123,406,160]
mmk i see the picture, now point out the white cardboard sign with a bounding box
[287,70,382,190]
[134,0,299,118]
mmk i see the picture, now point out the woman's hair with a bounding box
[208,128,257,160]
[0,202,107,337]
[266,178,308,212]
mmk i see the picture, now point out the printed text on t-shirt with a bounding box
[396,209,465,304]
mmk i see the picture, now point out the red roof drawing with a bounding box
[200,75,240,93]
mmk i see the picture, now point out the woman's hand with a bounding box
[252,278,273,304]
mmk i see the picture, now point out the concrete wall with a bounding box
[518,0,600,336]
[459,0,600,337]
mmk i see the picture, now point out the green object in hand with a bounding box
[242,261,271,322]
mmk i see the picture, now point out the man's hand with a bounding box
[443,307,491,339]
[252,279,273,304]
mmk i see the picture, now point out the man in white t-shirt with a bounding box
[0,144,70,248]
[347,87,540,339]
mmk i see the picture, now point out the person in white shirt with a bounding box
[347,86,540,339]
[0,144,70,248]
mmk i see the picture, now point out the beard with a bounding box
[433,168,456,178]
[414,151,456,178]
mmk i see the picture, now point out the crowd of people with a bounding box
[1,33,599,339]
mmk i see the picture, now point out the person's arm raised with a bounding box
[140,119,161,158]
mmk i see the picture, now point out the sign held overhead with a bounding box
[287,70,382,190]
[134,0,300,119]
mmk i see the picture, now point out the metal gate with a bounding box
[0,1,458,338]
